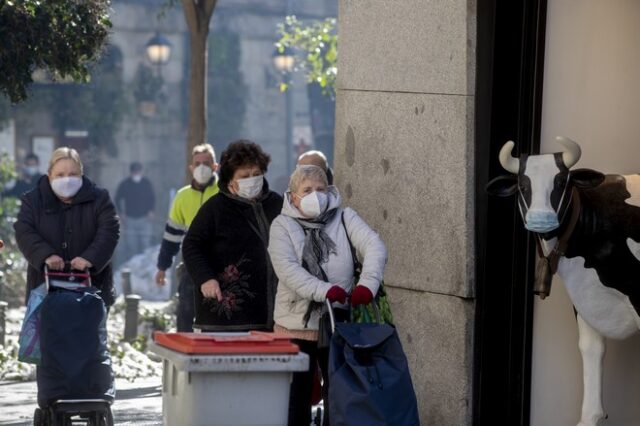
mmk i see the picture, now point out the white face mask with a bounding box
[299,191,328,218]
[132,174,143,183]
[235,175,263,199]
[193,164,213,185]
[50,176,83,199]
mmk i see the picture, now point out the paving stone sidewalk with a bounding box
[0,377,162,425]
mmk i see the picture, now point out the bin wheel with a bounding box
[49,410,70,426]
[105,407,114,426]
[33,408,44,426]
[88,407,113,426]
[313,406,322,426]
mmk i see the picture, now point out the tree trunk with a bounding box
[182,0,217,182]
[187,29,209,166]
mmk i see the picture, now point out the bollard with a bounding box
[170,266,179,299]
[121,268,132,296]
[0,301,8,347]
[124,294,141,342]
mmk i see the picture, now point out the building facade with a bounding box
[336,1,640,425]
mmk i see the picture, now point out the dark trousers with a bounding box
[288,309,349,426]
[176,268,195,332]
[289,339,330,426]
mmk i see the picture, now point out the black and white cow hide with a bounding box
[487,136,640,426]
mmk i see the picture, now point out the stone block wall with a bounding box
[334,1,476,424]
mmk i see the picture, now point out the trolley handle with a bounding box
[44,264,92,290]
[324,296,382,334]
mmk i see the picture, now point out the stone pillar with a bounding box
[124,294,141,341]
[335,1,476,424]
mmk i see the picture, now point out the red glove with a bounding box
[326,285,347,304]
[351,285,373,306]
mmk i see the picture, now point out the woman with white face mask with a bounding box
[182,140,283,332]
[267,165,388,426]
[14,147,120,308]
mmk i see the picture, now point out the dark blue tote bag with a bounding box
[327,302,420,426]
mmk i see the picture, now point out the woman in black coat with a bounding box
[183,140,283,331]
[14,147,120,306]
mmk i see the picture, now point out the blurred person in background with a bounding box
[182,140,282,332]
[297,150,334,185]
[115,161,155,259]
[3,153,42,198]
[155,144,219,332]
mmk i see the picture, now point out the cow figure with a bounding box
[487,137,640,426]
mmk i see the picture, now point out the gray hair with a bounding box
[297,150,328,172]
[289,165,328,193]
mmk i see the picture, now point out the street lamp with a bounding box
[272,47,295,175]
[272,47,295,73]
[146,32,172,65]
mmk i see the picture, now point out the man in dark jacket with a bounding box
[14,175,120,306]
[3,153,42,198]
[115,162,155,259]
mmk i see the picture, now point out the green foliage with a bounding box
[139,305,174,333]
[276,16,337,96]
[0,0,112,103]
[207,31,247,146]
[0,153,27,306]
[0,340,35,380]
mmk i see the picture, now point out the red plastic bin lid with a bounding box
[153,331,300,354]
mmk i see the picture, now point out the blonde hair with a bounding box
[289,165,328,193]
[192,143,216,162]
[48,147,83,174]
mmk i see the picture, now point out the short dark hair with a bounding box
[218,140,270,190]
[130,162,143,173]
[25,153,39,163]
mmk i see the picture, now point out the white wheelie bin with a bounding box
[149,331,309,426]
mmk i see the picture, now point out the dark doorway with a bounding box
[473,0,548,424]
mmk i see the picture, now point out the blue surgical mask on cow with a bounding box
[519,155,574,233]
[487,137,583,234]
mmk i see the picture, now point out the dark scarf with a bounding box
[296,207,338,279]
[297,207,338,326]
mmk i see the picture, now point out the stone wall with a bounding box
[334,1,476,424]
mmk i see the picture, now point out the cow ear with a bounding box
[486,175,519,197]
[571,168,605,189]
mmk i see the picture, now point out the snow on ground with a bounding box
[113,245,172,301]
[0,299,173,382]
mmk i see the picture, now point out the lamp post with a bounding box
[146,32,172,66]
[272,47,295,175]
[140,32,172,118]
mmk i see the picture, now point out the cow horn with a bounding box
[498,141,519,174]
[556,136,581,169]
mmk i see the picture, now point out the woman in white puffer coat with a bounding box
[268,164,387,426]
